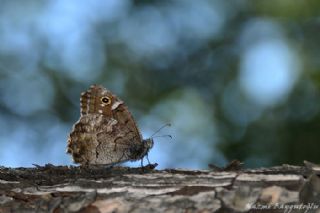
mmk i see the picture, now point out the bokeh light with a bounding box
[1,1,320,169]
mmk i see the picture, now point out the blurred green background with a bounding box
[1,0,320,169]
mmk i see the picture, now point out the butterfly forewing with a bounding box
[67,84,153,165]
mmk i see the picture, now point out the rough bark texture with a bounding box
[1,161,320,213]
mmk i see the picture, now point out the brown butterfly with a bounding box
[67,85,153,166]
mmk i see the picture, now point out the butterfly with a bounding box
[67,85,153,166]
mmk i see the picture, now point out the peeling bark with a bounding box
[1,161,320,213]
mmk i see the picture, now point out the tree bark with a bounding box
[0,161,320,213]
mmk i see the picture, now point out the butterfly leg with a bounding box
[140,158,144,167]
[146,154,151,165]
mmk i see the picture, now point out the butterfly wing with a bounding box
[67,114,144,165]
[67,85,148,165]
[95,117,146,164]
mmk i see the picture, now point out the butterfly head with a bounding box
[144,138,154,151]
[80,85,123,116]
[138,138,154,160]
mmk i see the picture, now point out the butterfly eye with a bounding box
[101,97,111,105]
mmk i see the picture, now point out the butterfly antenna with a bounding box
[150,123,171,138]
[152,134,172,140]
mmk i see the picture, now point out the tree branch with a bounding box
[0,161,320,212]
